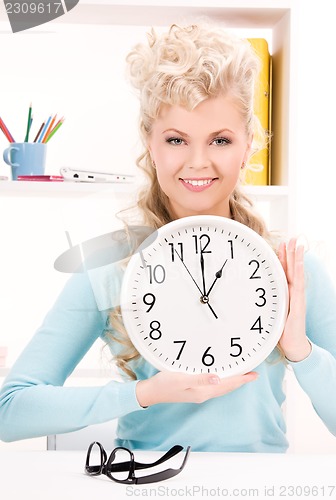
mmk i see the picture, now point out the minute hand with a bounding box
[174,250,218,319]
[174,250,203,295]
[206,259,228,297]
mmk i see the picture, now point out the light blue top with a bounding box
[1,252,336,452]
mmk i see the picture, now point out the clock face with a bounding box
[120,215,288,377]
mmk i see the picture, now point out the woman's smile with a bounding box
[179,177,218,192]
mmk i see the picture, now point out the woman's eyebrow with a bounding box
[208,128,235,138]
[162,128,234,138]
[162,128,190,138]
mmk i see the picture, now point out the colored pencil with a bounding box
[0,121,11,142]
[37,116,52,143]
[33,122,45,142]
[0,116,15,142]
[24,103,32,142]
[42,114,57,143]
[45,118,64,142]
[0,108,64,145]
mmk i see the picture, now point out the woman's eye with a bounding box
[166,137,185,146]
[212,137,231,146]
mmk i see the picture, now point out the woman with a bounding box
[1,24,335,452]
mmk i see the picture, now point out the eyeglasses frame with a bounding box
[85,441,191,485]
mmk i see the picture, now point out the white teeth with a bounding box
[184,179,212,186]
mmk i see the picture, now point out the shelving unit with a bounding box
[0,0,299,235]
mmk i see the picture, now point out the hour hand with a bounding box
[206,258,228,297]
[200,251,207,296]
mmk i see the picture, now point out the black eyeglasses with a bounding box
[85,442,191,484]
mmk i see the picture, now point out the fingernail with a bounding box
[209,375,220,385]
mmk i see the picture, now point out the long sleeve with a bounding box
[287,252,336,435]
[0,271,143,442]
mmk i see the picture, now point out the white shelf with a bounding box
[0,180,137,198]
[244,184,288,199]
[0,181,288,199]
[58,1,291,28]
[78,0,290,5]
[0,1,292,28]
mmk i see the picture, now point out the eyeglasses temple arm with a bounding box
[110,444,184,472]
[134,446,191,485]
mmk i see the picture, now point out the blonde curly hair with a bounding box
[107,24,274,380]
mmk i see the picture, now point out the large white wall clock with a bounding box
[120,215,289,377]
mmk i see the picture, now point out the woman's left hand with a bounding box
[277,238,312,362]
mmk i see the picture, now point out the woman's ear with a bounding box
[147,142,154,162]
[243,133,253,162]
[146,144,157,169]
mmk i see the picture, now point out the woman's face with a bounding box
[147,94,252,219]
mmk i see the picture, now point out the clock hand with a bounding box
[174,250,218,319]
[205,301,218,319]
[200,251,207,296]
[206,258,228,297]
[174,249,203,295]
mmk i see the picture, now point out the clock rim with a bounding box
[120,215,289,377]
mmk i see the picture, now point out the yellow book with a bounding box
[244,38,271,186]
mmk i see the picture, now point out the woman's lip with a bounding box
[179,178,217,192]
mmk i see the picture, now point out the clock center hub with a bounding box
[200,295,209,304]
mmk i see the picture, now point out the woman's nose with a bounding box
[186,147,211,170]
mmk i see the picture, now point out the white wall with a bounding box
[296,1,336,277]
[283,0,336,454]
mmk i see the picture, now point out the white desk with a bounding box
[1,451,335,500]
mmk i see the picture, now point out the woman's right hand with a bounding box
[135,370,258,407]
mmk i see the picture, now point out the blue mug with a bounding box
[3,142,47,180]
